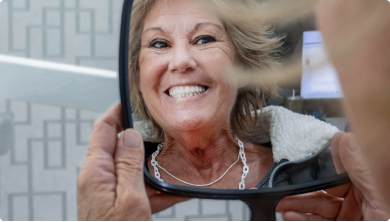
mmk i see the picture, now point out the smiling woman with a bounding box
[129,0,284,190]
[127,0,340,193]
[129,0,281,141]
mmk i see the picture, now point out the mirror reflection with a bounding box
[153,199,251,221]
[129,0,346,190]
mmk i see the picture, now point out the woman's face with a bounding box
[139,0,242,134]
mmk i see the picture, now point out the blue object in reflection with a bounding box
[311,107,327,121]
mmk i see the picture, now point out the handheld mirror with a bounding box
[119,0,350,220]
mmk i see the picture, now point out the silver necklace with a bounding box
[151,137,249,190]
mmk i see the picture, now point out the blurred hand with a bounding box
[276,132,389,220]
[77,104,152,220]
[313,0,390,219]
[315,0,390,137]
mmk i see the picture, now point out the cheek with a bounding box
[139,51,169,94]
[196,48,238,87]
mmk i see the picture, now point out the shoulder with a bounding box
[246,106,339,163]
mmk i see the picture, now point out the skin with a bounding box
[77,105,152,221]
[77,0,390,220]
[139,0,273,189]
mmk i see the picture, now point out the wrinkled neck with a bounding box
[160,127,240,170]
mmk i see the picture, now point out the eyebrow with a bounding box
[143,22,223,35]
[194,22,223,31]
[143,27,164,34]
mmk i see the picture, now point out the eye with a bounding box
[195,36,216,45]
[150,40,169,49]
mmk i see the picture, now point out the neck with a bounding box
[156,123,241,184]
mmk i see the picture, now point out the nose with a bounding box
[168,45,197,74]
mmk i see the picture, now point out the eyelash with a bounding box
[149,39,169,49]
[194,35,216,45]
[149,35,217,49]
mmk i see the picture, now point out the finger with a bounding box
[276,192,342,220]
[88,103,123,157]
[324,183,351,198]
[145,185,190,213]
[149,193,190,214]
[338,133,372,195]
[326,132,354,198]
[330,132,346,174]
[146,185,159,197]
[335,188,363,221]
[115,129,149,210]
[282,211,331,221]
[78,104,123,198]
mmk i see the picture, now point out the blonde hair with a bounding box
[129,0,282,141]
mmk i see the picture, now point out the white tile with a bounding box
[11,195,30,221]
[47,140,63,167]
[47,122,62,138]
[33,194,64,220]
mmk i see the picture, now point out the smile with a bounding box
[168,85,207,98]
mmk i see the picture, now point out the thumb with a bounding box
[115,129,147,205]
[338,133,372,195]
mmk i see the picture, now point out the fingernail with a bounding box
[123,129,141,148]
[348,135,359,152]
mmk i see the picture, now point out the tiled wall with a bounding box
[0,0,120,69]
[0,100,100,220]
[0,0,250,220]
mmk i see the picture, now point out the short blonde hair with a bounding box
[129,0,281,141]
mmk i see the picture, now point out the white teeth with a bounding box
[169,85,206,98]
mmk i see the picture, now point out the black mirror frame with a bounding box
[118,0,351,220]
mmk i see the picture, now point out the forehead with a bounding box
[143,0,223,31]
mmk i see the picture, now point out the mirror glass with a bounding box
[127,0,347,190]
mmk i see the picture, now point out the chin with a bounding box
[167,113,210,132]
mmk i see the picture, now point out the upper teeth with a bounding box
[169,86,206,98]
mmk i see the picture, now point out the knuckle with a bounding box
[77,175,87,191]
[77,165,91,191]
[115,150,144,172]
[117,192,147,209]
[116,157,144,176]
[91,119,113,136]
[342,132,354,143]
[77,157,116,190]
[92,118,105,131]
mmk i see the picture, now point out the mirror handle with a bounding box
[243,195,285,221]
